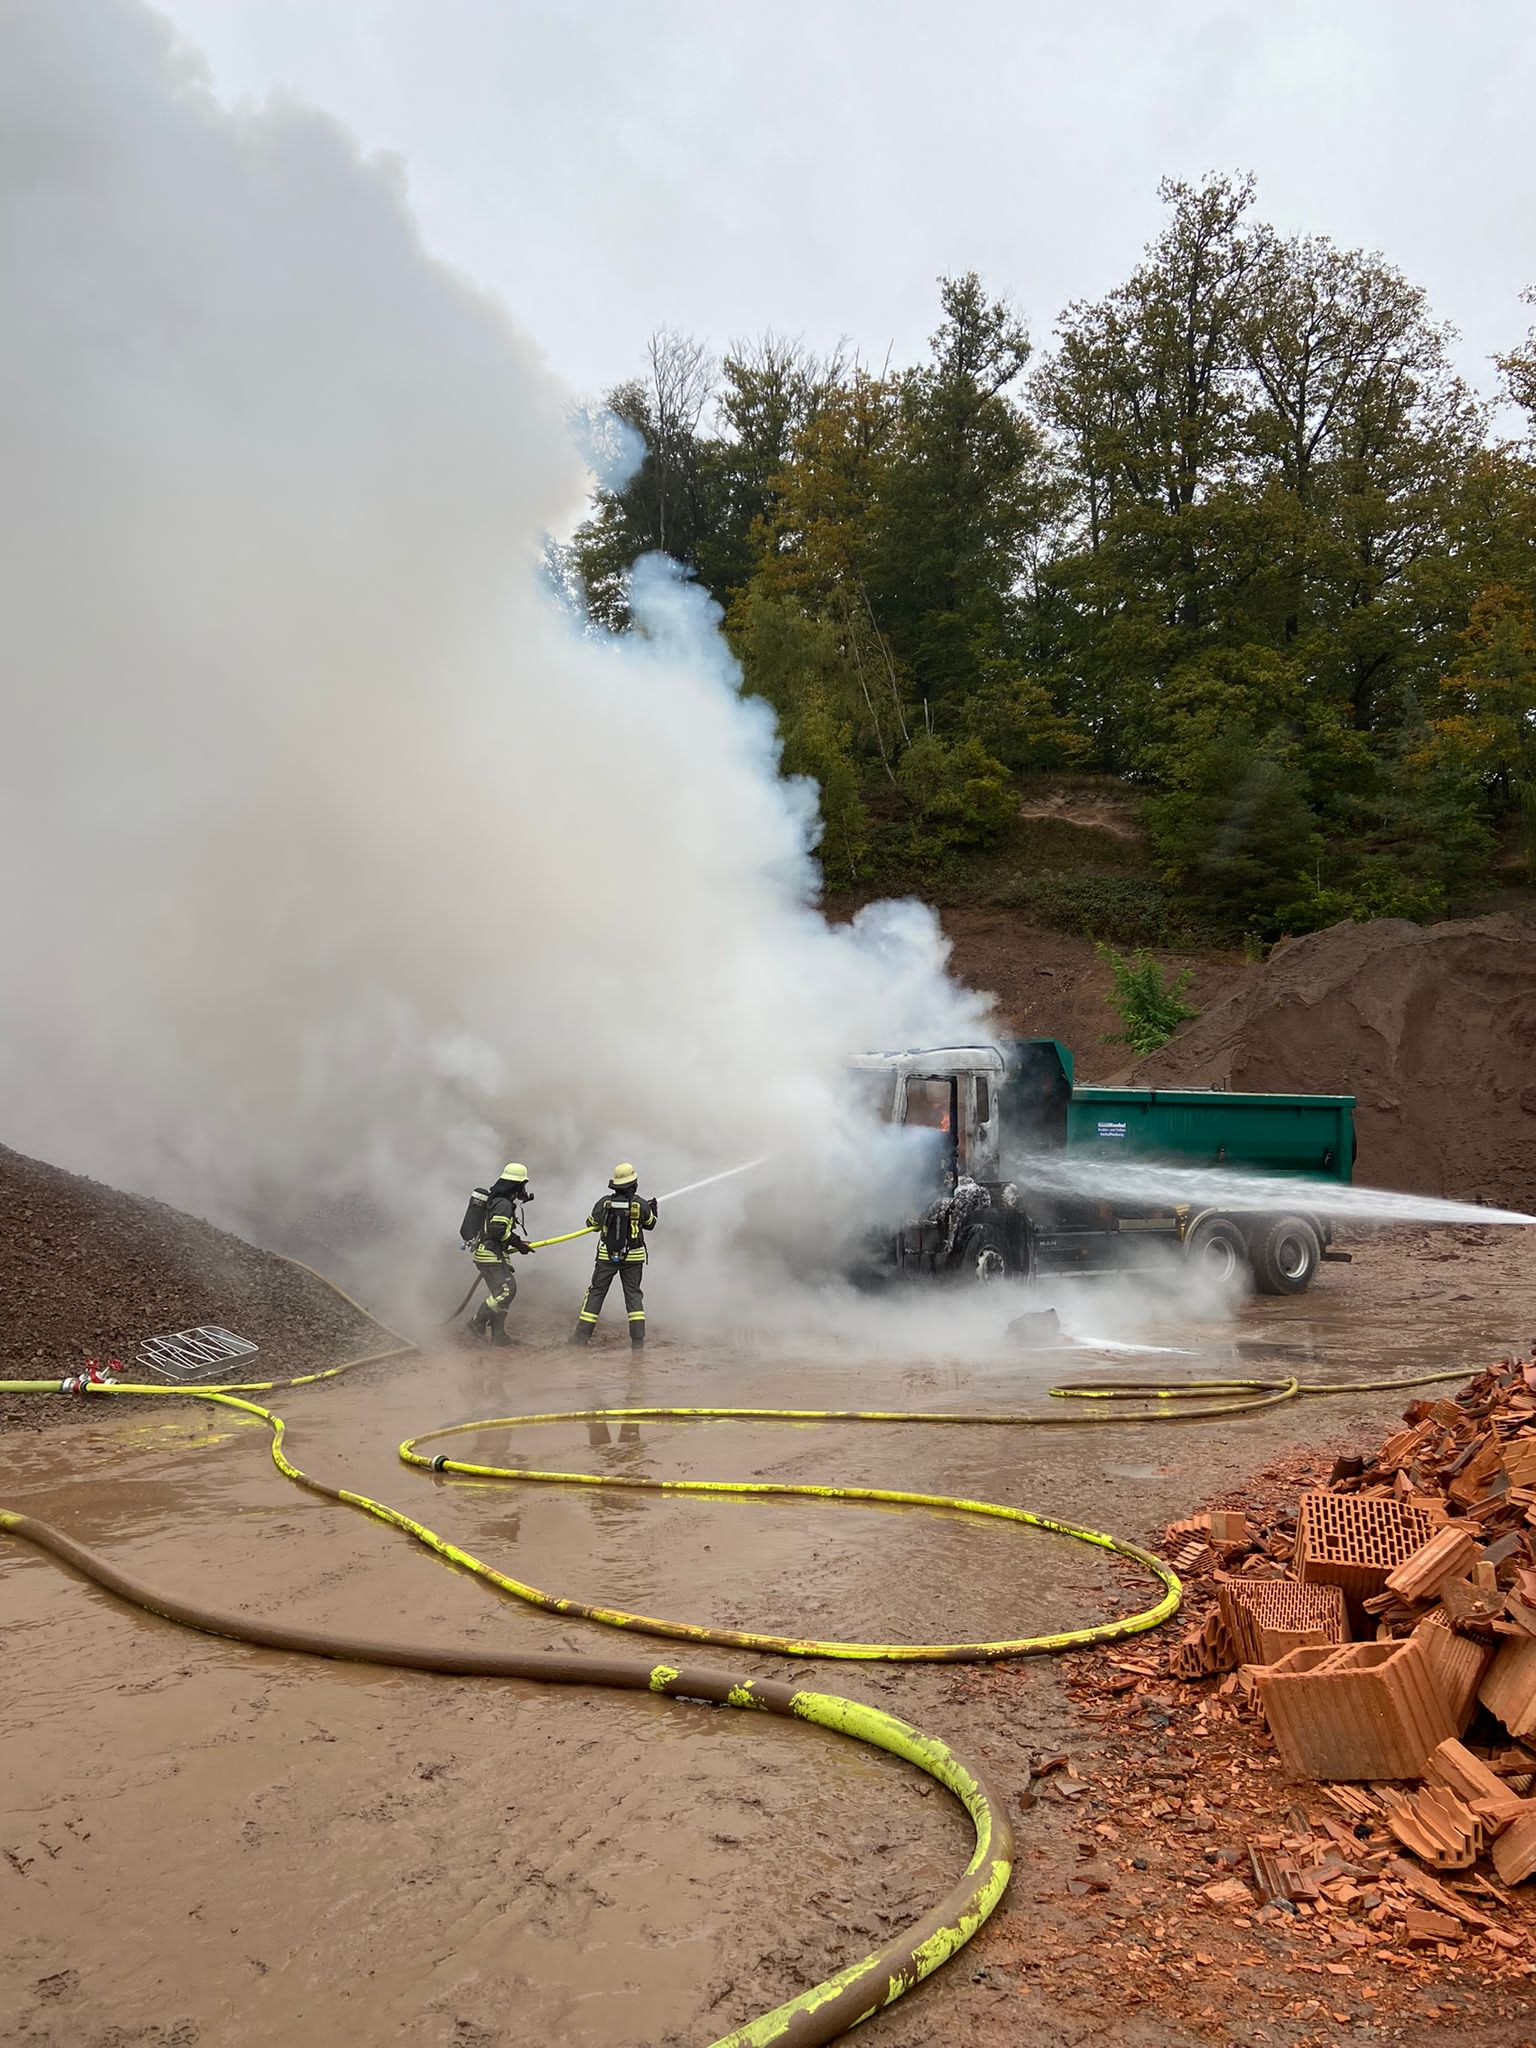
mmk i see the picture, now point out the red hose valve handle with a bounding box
[60,1360,119,1393]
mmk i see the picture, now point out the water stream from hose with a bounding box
[1012,1156,1536,1228]
[657,1157,771,1204]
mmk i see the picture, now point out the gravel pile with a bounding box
[0,1141,383,1427]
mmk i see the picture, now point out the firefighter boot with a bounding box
[629,1326,645,1353]
[568,1324,593,1347]
[488,1313,514,1349]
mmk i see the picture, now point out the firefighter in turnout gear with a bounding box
[569,1164,658,1349]
[469,1164,536,1346]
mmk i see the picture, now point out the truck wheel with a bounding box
[1249,1215,1321,1295]
[958,1215,1012,1284]
[1183,1213,1249,1288]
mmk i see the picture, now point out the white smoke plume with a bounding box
[0,0,992,1316]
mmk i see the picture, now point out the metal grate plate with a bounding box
[136,1326,261,1382]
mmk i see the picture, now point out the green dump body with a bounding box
[1065,1084,1356,1184]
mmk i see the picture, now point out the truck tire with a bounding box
[1249,1214,1321,1295]
[957,1214,1013,1284]
[1183,1212,1249,1289]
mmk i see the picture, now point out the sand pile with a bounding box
[0,1141,379,1401]
[1132,914,1536,1209]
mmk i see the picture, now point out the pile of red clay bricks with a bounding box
[1166,1355,1536,1890]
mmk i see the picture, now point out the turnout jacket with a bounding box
[474,1188,533,1265]
[588,1190,658,1263]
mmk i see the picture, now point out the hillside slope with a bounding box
[935,906,1246,1074]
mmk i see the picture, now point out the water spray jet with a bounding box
[1018,1156,1536,1231]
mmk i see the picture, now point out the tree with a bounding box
[1428,582,1536,872]
[1499,289,1536,430]
[1036,177,1259,637]
[728,586,870,878]
[1035,182,1483,756]
[737,367,911,781]
[1237,232,1477,694]
[873,274,1049,705]
[1031,178,1262,769]
[646,328,716,558]
[1146,726,1322,935]
[570,332,718,627]
[696,335,845,603]
[1140,643,1304,783]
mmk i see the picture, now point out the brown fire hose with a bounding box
[2,1478,1013,2048]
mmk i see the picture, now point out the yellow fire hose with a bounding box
[380,1361,1476,1663]
[0,1255,1484,2047]
[402,1405,1180,1659]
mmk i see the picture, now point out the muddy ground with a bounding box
[5,1230,1536,2048]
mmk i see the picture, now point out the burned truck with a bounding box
[847,1039,1356,1295]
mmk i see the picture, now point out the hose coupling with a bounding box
[431,1454,448,1472]
[60,1361,118,1394]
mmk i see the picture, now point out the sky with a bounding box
[156,0,1535,409]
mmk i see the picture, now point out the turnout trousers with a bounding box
[471,1258,517,1340]
[574,1258,645,1346]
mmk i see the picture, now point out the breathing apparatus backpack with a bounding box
[459,1188,490,1247]
[601,1195,640,1261]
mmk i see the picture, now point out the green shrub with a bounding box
[1274,871,1447,933]
[1097,945,1199,1055]
[994,871,1206,949]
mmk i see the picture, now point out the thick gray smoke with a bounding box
[0,0,990,1312]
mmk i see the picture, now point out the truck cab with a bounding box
[847,1044,1025,1281]
[849,1044,1004,1179]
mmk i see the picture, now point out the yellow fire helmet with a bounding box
[609,1162,638,1188]
[501,1162,529,1183]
